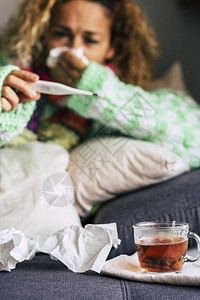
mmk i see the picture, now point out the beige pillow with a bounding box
[68,138,189,217]
[152,61,189,93]
[0,142,81,239]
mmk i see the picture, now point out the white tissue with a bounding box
[102,252,200,286]
[0,224,120,273]
[46,46,89,68]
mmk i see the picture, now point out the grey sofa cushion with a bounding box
[127,282,200,300]
[92,168,200,258]
[0,254,125,300]
[1,253,200,300]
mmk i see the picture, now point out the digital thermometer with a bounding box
[31,80,98,97]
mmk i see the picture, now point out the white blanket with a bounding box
[0,141,120,272]
[0,141,81,239]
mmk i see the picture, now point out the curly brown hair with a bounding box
[0,0,160,89]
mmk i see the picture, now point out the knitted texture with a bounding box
[37,106,91,151]
[0,65,36,146]
[38,120,80,150]
[67,62,200,168]
[0,65,20,109]
[0,64,89,150]
[1,62,200,168]
[6,128,37,147]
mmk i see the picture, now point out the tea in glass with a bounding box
[135,236,188,272]
[133,222,200,273]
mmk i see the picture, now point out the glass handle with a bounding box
[186,232,200,262]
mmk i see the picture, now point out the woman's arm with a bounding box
[66,62,200,168]
[0,65,39,146]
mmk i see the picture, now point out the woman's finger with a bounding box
[1,86,20,109]
[51,59,76,86]
[4,74,39,99]
[60,51,87,72]
[1,97,12,112]
[18,92,41,103]
[56,62,79,87]
[58,56,82,80]
[57,59,79,80]
[11,69,39,82]
[50,61,68,81]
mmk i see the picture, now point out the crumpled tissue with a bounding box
[46,46,89,68]
[0,223,120,273]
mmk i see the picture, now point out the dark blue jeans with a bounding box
[92,168,200,258]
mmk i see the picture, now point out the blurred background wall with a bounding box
[0,0,200,100]
[0,0,20,29]
[134,0,200,101]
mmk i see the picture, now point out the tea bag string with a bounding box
[172,220,176,241]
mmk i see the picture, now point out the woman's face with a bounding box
[47,0,114,64]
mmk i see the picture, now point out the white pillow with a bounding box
[0,141,81,239]
[68,138,189,216]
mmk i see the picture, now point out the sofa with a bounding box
[1,169,200,300]
[1,1,200,299]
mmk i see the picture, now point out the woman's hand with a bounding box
[50,50,87,87]
[1,70,41,112]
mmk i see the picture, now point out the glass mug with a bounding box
[133,222,200,273]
